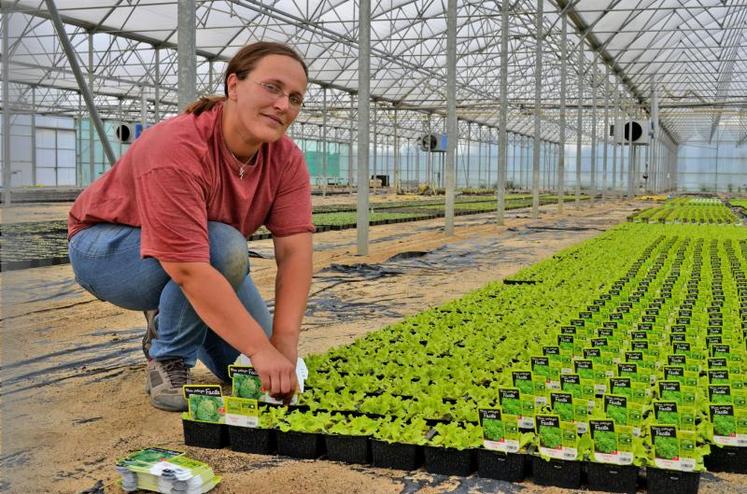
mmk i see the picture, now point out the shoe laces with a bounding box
[161,358,190,387]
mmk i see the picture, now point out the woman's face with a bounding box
[226,54,307,145]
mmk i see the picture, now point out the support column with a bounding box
[154,47,161,121]
[394,106,400,193]
[557,13,568,213]
[611,77,618,193]
[356,0,371,255]
[627,100,634,198]
[444,0,457,234]
[372,102,377,184]
[177,0,197,110]
[650,73,659,194]
[322,86,328,196]
[533,0,542,221]
[575,39,583,206]
[349,92,354,192]
[496,0,510,224]
[590,59,597,202]
[2,8,10,203]
[602,64,609,200]
[466,122,471,188]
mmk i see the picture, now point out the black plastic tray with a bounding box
[182,419,228,449]
[704,445,747,473]
[586,462,639,493]
[646,468,700,494]
[531,456,582,489]
[325,434,371,465]
[476,449,526,482]
[371,440,423,471]
[276,430,325,459]
[228,426,275,455]
[424,446,475,476]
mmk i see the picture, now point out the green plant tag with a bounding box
[709,404,747,446]
[536,415,577,460]
[590,420,634,465]
[709,385,732,404]
[653,401,679,426]
[480,409,520,453]
[223,396,259,428]
[604,394,628,425]
[183,385,225,424]
[651,425,697,471]
[228,365,263,399]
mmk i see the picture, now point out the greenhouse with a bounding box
[2,1,747,493]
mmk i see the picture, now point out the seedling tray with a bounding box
[182,419,229,449]
[371,440,423,471]
[586,462,639,493]
[476,449,526,482]
[646,468,700,494]
[228,426,275,455]
[276,430,324,459]
[324,434,371,464]
[531,457,581,489]
[704,445,747,473]
[424,446,475,476]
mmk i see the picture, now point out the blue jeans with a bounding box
[68,222,272,382]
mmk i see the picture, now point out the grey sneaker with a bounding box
[145,358,192,411]
[142,309,158,359]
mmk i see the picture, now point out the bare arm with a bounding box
[270,232,313,364]
[159,261,297,395]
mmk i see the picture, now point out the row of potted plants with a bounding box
[630,198,739,225]
[180,218,746,492]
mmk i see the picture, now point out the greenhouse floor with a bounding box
[3,196,746,493]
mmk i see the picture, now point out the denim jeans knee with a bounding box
[207,222,249,288]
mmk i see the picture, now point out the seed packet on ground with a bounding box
[116,447,221,493]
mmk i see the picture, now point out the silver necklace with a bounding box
[234,151,257,180]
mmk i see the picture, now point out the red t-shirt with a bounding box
[68,102,314,262]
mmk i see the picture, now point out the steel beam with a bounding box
[575,39,583,206]
[496,0,509,224]
[356,0,370,255]
[532,0,543,219]
[177,0,196,110]
[44,0,116,168]
[2,6,10,203]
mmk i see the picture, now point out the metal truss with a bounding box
[2,0,746,149]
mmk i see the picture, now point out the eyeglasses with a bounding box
[248,79,304,108]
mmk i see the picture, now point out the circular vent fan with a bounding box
[623,121,643,142]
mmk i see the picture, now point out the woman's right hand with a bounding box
[249,343,298,400]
